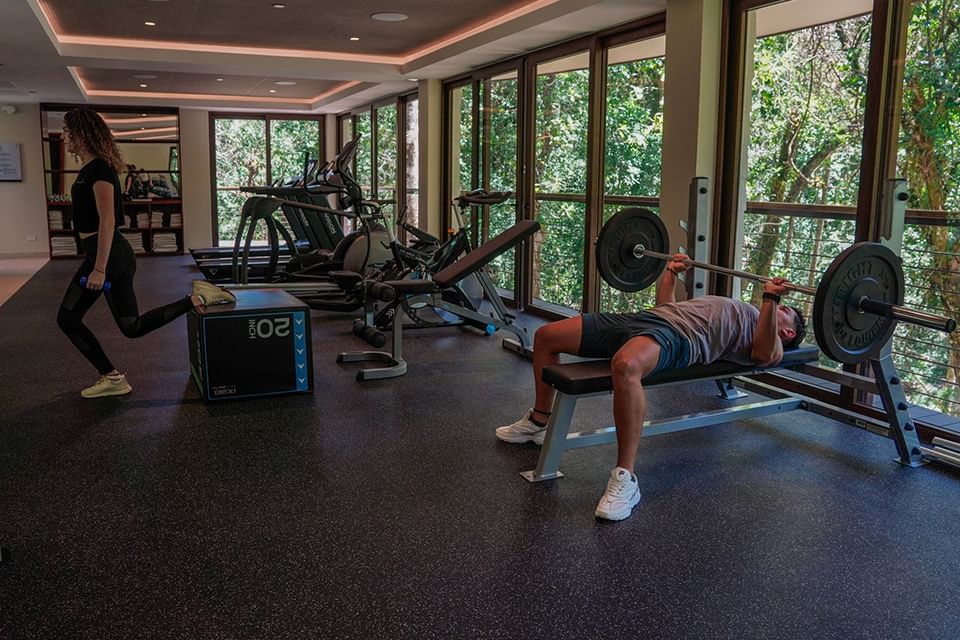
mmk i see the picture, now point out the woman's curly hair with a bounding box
[63,108,125,174]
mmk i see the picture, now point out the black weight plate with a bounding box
[812,242,904,364]
[596,208,669,292]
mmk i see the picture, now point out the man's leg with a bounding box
[596,335,661,521]
[496,316,582,444]
[609,335,662,472]
[531,316,583,423]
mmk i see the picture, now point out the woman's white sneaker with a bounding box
[81,374,132,399]
[595,467,641,521]
[495,411,547,444]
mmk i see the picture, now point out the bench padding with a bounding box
[542,344,820,395]
[433,220,539,288]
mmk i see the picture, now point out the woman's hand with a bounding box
[85,269,106,291]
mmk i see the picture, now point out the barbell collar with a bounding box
[858,298,957,333]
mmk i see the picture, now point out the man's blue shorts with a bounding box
[578,311,691,374]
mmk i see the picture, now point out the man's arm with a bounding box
[751,277,789,366]
[654,254,690,306]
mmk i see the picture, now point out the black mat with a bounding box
[1,257,958,640]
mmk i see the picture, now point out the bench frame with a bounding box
[522,348,928,481]
[521,371,805,481]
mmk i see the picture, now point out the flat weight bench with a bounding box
[521,345,821,481]
[338,220,540,380]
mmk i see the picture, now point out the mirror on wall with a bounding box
[41,106,181,202]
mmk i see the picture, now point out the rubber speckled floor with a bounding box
[1,256,958,640]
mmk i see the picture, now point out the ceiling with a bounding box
[0,0,665,113]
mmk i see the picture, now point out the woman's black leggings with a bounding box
[57,232,193,375]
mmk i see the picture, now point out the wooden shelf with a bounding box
[46,201,73,207]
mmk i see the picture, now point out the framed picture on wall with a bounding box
[0,143,23,182]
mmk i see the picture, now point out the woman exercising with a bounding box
[56,107,234,398]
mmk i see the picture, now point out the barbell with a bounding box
[596,208,957,364]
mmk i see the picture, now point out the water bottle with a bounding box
[79,275,111,291]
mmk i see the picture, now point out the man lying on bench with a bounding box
[495,254,808,521]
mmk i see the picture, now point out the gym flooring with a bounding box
[1,256,958,639]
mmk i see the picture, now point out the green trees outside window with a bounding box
[895,0,960,414]
[741,2,959,415]
[533,53,590,310]
[212,116,321,243]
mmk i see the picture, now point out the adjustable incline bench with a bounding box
[338,219,540,380]
[521,345,821,481]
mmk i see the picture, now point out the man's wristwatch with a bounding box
[762,292,781,304]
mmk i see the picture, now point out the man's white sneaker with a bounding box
[81,374,132,399]
[192,280,236,306]
[495,411,547,445]
[595,467,641,521]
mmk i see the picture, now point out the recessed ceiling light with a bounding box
[141,113,147,116]
[272,3,286,7]
[144,21,156,26]
[274,80,297,86]
[371,12,408,21]
[216,77,224,81]
[408,78,418,82]
[269,89,277,93]
[132,74,156,79]
[349,36,360,41]
[139,83,148,88]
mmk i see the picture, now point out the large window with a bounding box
[338,92,420,230]
[532,51,590,311]
[600,37,665,313]
[444,22,666,313]
[210,115,321,243]
[375,104,398,202]
[740,6,872,313]
[480,72,520,292]
[404,97,420,229]
[723,0,959,420]
[893,0,960,415]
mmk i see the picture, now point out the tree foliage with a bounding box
[214,117,320,242]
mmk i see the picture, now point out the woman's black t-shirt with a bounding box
[71,158,124,233]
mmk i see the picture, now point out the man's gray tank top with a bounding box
[647,296,759,365]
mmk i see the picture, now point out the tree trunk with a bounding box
[902,77,959,413]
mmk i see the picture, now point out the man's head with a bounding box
[775,304,807,349]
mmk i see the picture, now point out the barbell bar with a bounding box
[635,247,955,334]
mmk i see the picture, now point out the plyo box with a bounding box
[188,288,313,401]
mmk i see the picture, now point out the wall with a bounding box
[178,109,213,250]
[0,104,49,257]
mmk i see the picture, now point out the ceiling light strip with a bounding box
[102,115,178,125]
[38,0,564,69]
[56,34,396,65]
[73,66,358,104]
[113,126,178,137]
